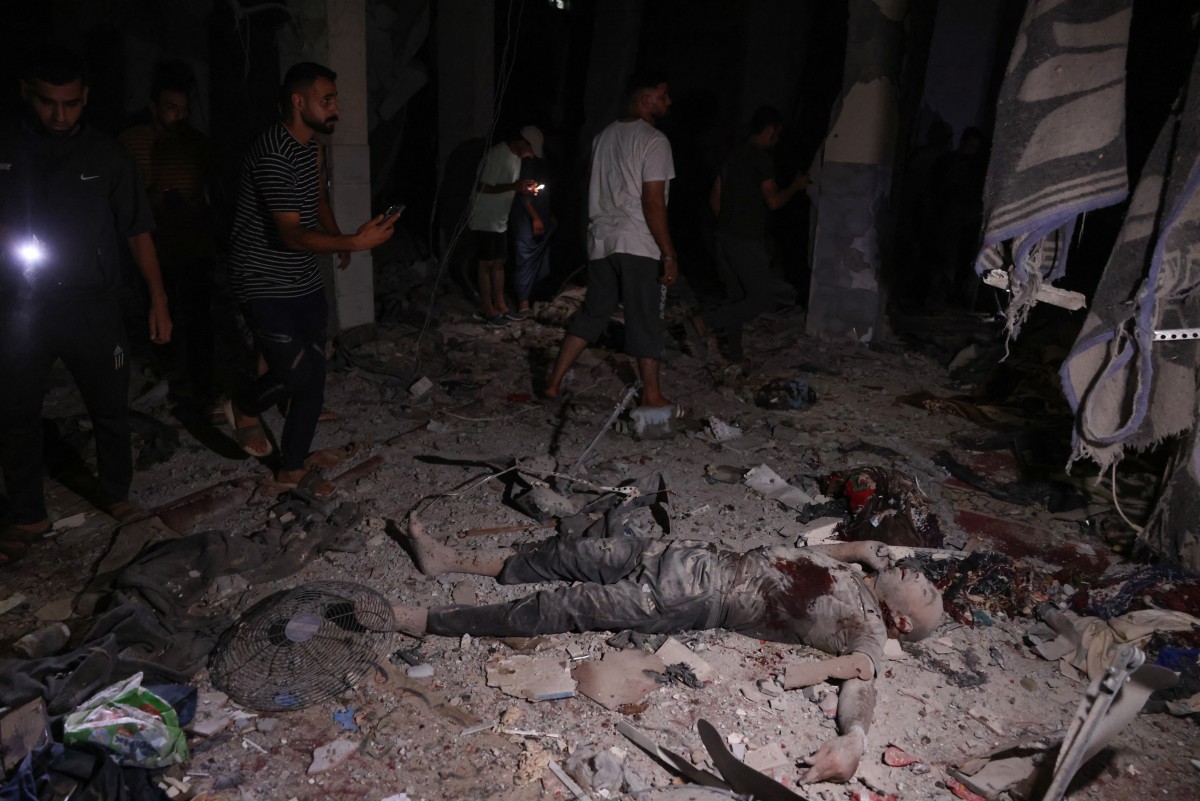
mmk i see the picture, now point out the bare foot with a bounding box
[406,514,455,576]
[389,602,429,635]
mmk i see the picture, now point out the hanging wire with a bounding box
[410,0,530,372]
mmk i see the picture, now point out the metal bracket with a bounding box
[1153,328,1200,341]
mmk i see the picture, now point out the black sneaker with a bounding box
[505,308,531,321]
[485,314,510,327]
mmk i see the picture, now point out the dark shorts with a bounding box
[567,252,665,359]
[465,229,507,261]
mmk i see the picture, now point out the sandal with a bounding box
[224,399,273,458]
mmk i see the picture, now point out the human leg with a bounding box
[426,540,720,637]
[59,299,134,512]
[702,235,771,360]
[615,254,669,405]
[236,292,327,476]
[544,257,621,398]
[477,258,501,318]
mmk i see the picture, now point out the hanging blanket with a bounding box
[975,0,1132,339]
[1060,45,1200,569]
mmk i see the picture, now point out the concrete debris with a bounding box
[33,598,74,622]
[406,663,435,679]
[486,655,576,701]
[705,416,742,441]
[409,376,435,397]
[705,464,746,484]
[655,637,714,684]
[744,464,815,510]
[0,593,25,616]
[308,737,358,774]
[51,512,88,531]
[190,691,233,738]
[794,515,843,546]
[573,649,665,710]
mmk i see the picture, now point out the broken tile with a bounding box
[573,649,664,711]
[795,516,843,545]
[34,598,74,622]
[486,655,576,701]
[744,464,814,510]
[308,737,358,774]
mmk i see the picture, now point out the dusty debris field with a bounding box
[3,296,1198,801]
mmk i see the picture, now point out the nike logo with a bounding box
[80,174,99,181]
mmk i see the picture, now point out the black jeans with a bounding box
[0,296,132,523]
[234,291,327,472]
[702,232,773,359]
[427,537,724,637]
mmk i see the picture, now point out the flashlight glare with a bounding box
[16,238,45,268]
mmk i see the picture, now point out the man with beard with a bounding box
[226,62,398,498]
[119,60,216,412]
[543,71,680,409]
[0,45,172,564]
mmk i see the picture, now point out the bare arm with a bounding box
[479,178,537,195]
[761,172,810,210]
[801,675,876,783]
[641,179,677,285]
[127,232,172,345]
[807,541,890,572]
[272,210,396,255]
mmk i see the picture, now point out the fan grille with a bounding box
[210,581,396,711]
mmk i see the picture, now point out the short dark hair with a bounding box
[749,105,783,135]
[151,60,195,102]
[624,68,668,103]
[23,43,86,86]
[279,62,337,113]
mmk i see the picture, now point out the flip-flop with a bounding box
[223,399,273,458]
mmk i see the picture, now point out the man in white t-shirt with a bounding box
[467,132,539,324]
[543,72,679,407]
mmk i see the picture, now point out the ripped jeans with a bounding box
[427,538,728,637]
[235,290,327,471]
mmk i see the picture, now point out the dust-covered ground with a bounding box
[2,282,1198,801]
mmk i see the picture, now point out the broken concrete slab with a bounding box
[655,637,714,684]
[574,649,665,711]
[744,464,814,510]
[190,691,233,737]
[486,655,576,701]
[308,737,358,774]
[0,593,26,616]
[794,516,844,546]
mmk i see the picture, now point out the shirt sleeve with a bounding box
[254,151,303,214]
[110,146,155,237]
[642,131,676,184]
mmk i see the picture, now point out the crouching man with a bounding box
[393,518,943,784]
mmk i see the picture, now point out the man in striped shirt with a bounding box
[226,62,398,498]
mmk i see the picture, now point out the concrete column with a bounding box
[436,0,493,172]
[806,0,907,340]
[277,0,375,331]
[326,0,375,330]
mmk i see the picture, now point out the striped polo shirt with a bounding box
[228,122,322,301]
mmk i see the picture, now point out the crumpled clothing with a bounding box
[1053,608,1200,680]
[824,466,943,548]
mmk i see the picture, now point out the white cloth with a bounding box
[586,119,675,260]
[469,142,522,233]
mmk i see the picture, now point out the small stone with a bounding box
[257,718,279,733]
[308,738,358,774]
[407,663,434,678]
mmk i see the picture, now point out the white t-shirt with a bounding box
[587,119,675,260]
[469,142,522,233]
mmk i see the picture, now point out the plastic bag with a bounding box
[63,672,188,768]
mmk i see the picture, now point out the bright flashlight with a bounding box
[15,236,45,271]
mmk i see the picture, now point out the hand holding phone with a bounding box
[384,203,406,218]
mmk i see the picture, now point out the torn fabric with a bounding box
[975,0,1132,340]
